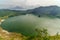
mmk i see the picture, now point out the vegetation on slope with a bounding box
[0,27,60,40]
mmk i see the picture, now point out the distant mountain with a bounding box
[9,6,25,10]
[1,6,60,18]
[28,5,60,18]
[0,9,27,17]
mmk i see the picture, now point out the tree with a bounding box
[34,28,50,40]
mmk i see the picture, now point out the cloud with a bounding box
[0,0,60,9]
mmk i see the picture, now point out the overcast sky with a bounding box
[0,0,60,9]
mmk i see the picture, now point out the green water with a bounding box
[1,14,60,36]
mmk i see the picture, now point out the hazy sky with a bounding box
[0,0,60,9]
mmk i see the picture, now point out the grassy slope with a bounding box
[0,27,60,40]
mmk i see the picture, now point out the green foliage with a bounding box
[0,28,60,40]
[35,28,50,40]
[0,36,3,40]
[26,28,50,40]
